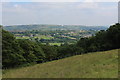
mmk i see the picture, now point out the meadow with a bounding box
[3,49,118,78]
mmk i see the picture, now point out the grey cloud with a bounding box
[2,2,118,26]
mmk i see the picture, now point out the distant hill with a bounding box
[3,24,107,31]
[3,49,118,78]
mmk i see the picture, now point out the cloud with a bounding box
[1,0,119,2]
[2,0,81,2]
[77,2,98,9]
[84,0,119,2]
[0,2,2,25]
[2,2,118,26]
[13,4,19,8]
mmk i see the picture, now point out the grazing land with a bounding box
[3,49,118,78]
[11,30,97,45]
[3,24,107,45]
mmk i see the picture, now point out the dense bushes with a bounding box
[2,23,120,69]
[41,45,58,61]
[2,29,46,68]
[77,23,120,52]
[2,30,26,68]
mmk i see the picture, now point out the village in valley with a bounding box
[6,24,101,45]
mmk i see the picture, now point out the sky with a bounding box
[1,0,119,26]
[1,0,119,2]
[119,2,120,23]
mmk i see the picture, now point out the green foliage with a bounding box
[2,23,120,69]
[2,30,26,68]
[107,23,120,48]
[10,29,98,44]
[41,45,57,61]
[3,49,118,78]
[17,40,45,63]
[77,23,120,52]
[3,24,107,31]
[2,30,45,68]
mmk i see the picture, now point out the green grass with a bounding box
[34,35,54,39]
[3,49,118,78]
[41,43,62,46]
[16,35,54,40]
[49,43,62,46]
[16,36,30,39]
[67,36,76,39]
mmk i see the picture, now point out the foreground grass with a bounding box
[3,49,118,78]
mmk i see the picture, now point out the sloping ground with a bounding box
[3,49,118,78]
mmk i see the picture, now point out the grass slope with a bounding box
[3,49,118,78]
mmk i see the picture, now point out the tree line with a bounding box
[2,23,120,69]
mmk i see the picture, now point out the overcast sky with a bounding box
[1,2,118,26]
[1,0,119,2]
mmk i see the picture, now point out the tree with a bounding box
[77,23,120,52]
[18,40,45,63]
[41,45,57,61]
[2,30,26,68]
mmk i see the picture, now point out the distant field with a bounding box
[42,43,74,46]
[16,35,54,40]
[16,36,30,39]
[34,35,54,39]
[49,43,62,46]
[41,43,62,46]
[3,49,118,78]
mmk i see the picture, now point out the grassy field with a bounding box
[16,36,30,39]
[3,49,118,78]
[16,35,54,40]
[41,43,62,46]
[49,43,62,46]
[34,35,54,39]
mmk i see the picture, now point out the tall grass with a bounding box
[3,49,118,78]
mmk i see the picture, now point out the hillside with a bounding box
[3,49,118,78]
[3,24,107,31]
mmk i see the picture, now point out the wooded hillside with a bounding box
[2,23,120,68]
